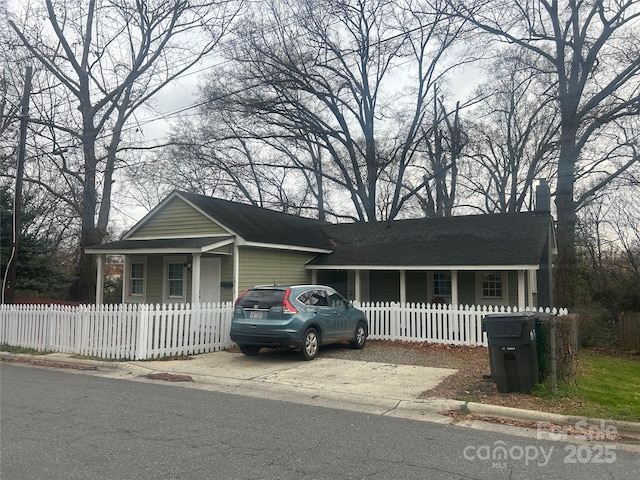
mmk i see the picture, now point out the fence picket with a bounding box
[1,302,568,358]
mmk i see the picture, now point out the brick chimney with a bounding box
[535,179,551,213]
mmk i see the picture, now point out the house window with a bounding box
[482,272,503,298]
[130,262,145,296]
[433,271,452,297]
[167,262,185,298]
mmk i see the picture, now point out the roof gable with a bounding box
[125,195,229,239]
[167,192,334,251]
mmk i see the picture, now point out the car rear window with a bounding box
[238,289,285,309]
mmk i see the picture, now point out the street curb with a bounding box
[464,401,640,441]
[3,351,640,441]
[0,351,121,370]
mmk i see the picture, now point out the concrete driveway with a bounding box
[124,350,458,404]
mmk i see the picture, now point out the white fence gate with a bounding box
[1,302,568,359]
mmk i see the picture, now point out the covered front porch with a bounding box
[87,236,236,305]
[311,264,551,309]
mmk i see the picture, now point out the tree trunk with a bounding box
[70,225,106,303]
[554,127,579,307]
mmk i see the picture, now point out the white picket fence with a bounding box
[0,302,233,360]
[356,302,568,346]
[0,302,568,359]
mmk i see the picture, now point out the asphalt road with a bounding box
[1,363,638,479]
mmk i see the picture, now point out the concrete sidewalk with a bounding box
[2,350,640,449]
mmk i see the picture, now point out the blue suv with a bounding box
[230,285,368,360]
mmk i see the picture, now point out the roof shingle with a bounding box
[310,212,553,267]
[178,192,333,251]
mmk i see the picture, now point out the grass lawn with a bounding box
[531,350,640,422]
[568,350,640,422]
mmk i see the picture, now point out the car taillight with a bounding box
[282,288,298,314]
[234,289,249,306]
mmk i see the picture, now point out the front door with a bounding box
[199,257,221,304]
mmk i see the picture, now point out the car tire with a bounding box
[349,322,367,349]
[299,328,319,361]
[239,345,261,356]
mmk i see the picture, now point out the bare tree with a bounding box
[0,3,20,175]
[576,179,640,313]
[195,0,474,222]
[7,0,241,301]
[411,93,465,217]
[449,0,640,306]
[126,108,316,215]
[0,71,18,174]
[463,52,558,213]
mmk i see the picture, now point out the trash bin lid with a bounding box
[482,312,537,337]
[483,312,537,321]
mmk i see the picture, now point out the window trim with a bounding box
[163,255,187,302]
[125,256,147,303]
[475,271,508,304]
[432,271,452,298]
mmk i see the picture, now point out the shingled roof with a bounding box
[89,191,553,268]
[309,212,554,268]
[174,192,334,251]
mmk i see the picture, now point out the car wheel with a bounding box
[299,328,319,361]
[349,322,367,349]
[240,345,260,356]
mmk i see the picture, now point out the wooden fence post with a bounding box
[136,304,150,360]
[44,305,53,351]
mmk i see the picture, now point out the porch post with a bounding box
[518,270,526,310]
[399,270,406,304]
[354,270,361,303]
[191,253,201,305]
[233,245,240,301]
[121,256,128,303]
[528,270,535,307]
[451,270,458,307]
[95,254,104,305]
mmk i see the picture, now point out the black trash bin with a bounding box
[482,312,539,393]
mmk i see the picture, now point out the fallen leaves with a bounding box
[146,372,193,382]
[440,409,622,441]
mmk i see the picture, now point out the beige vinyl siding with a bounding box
[130,197,228,238]
[508,271,518,306]
[145,256,165,304]
[315,270,349,298]
[237,247,314,293]
[214,244,233,255]
[137,255,193,304]
[406,271,428,303]
[457,271,476,305]
[369,271,400,302]
[220,255,235,302]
